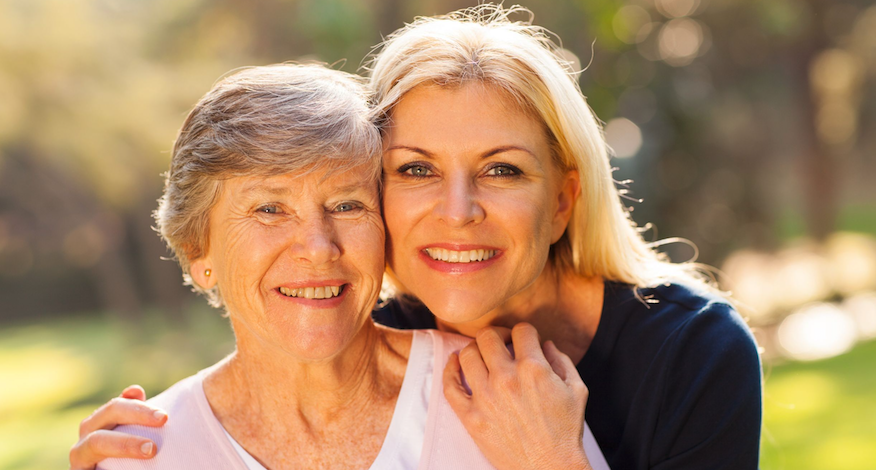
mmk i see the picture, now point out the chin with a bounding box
[422,292,498,327]
[279,325,360,361]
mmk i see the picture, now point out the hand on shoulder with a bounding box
[69,386,165,470]
[443,323,593,470]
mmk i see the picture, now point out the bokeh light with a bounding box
[843,293,876,340]
[655,0,701,19]
[778,303,858,361]
[657,18,706,66]
[604,117,643,158]
[612,5,653,45]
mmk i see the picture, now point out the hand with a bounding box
[443,323,591,470]
[69,385,166,470]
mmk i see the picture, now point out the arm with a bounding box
[650,303,763,469]
[443,323,593,470]
[69,386,167,470]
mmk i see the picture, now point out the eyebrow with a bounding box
[240,180,372,197]
[386,145,538,161]
[241,183,292,196]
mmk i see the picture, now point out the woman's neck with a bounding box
[436,269,603,364]
[203,322,411,467]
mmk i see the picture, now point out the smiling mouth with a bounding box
[278,285,344,299]
[423,248,497,263]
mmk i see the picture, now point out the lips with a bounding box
[423,247,497,263]
[279,285,343,299]
[417,244,502,274]
[274,280,348,306]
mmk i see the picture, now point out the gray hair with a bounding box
[155,63,381,306]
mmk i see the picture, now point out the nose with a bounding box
[433,174,486,227]
[289,216,341,266]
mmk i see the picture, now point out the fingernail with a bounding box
[153,410,167,421]
[141,442,153,455]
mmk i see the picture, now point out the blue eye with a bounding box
[258,205,280,214]
[486,165,520,177]
[400,164,432,177]
[334,202,359,213]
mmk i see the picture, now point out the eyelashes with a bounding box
[397,162,433,178]
[253,201,365,217]
[395,161,524,179]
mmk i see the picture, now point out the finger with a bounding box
[70,430,156,469]
[120,385,146,401]
[475,327,513,374]
[80,398,167,437]
[491,326,513,344]
[542,340,578,383]
[443,353,473,415]
[457,341,489,392]
[510,322,548,363]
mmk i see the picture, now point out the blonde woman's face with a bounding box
[382,84,577,324]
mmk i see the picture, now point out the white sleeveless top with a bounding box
[100,330,608,470]
[226,330,609,470]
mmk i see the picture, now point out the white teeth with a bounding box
[279,285,343,299]
[424,248,496,264]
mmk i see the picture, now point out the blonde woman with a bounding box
[71,5,761,470]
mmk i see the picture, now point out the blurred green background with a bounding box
[1,0,874,469]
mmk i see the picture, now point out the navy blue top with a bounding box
[372,282,762,469]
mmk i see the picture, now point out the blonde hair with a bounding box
[367,5,712,290]
[156,64,381,306]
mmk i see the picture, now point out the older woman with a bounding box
[95,63,415,468]
[73,5,761,470]
[89,63,516,470]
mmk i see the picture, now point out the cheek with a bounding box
[343,215,386,277]
[382,189,416,253]
[490,188,555,245]
[216,225,284,294]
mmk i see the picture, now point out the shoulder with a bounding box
[599,281,762,400]
[418,329,473,369]
[647,283,757,360]
[643,284,763,466]
[97,371,243,470]
[605,281,756,354]
[428,328,474,351]
[601,282,762,466]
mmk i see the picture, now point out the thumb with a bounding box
[120,385,146,401]
[443,353,473,415]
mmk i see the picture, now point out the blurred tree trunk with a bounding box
[93,243,142,320]
[796,0,837,240]
[129,197,189,320]
[2,148,144,319]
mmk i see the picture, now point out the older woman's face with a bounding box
[195,168,385,361]
[382,84,577,323]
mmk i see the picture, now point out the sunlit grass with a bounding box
[761,339,876,470]
[0,306,234,470]
[0,309,873,470]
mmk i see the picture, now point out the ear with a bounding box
[551,170,581,243]
[190,257,217,290]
